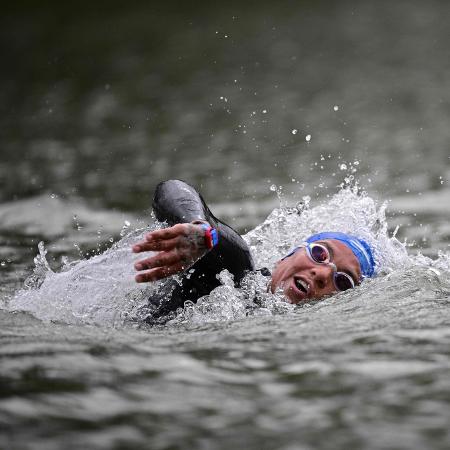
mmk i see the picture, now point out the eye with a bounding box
[309,244,330,263]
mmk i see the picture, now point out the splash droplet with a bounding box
[333,105,339,111]
[305,134,311,142]
[291,129,298,135]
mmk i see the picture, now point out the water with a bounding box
[1,1,450,449]
[2,187,450,449]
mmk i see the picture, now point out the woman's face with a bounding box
[269,239,362,304]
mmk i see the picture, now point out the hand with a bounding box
[132,223,210,283]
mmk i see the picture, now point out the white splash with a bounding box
[5,187,450,328]
[168,185,450,328]
[244,185,408,273]
[6,228,158,327]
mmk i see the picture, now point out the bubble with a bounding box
[305,134,311,142]
[120,221,131,237]
[262,109,267,114]
[270,184,277,192]
[339,163,348,170]
[333,105,339,111]
[291,129,298,135]
[50,194,57,199]
[1,261,6,267]
[302,195,311,206]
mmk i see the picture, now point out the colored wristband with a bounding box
[200,223,219,249]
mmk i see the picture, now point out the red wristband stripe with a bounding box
[200,224,219,249]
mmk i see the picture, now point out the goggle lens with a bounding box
[334,272,354,291]
[309,244,330,263]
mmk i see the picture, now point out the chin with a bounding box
[283,290,302,305]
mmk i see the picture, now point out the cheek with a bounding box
[269,265,282,292]
[270,261,289,291]
[275,258,291,275]
[319,284,337,296]
[276,255,306,278]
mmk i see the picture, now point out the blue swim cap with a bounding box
[306,231,375,278]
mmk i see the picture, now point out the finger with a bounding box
[135,262,186,283]
[132,237,179,253]
[144,224,188,242]
[134,250,181,271]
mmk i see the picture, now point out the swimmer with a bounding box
[132,180,375,319]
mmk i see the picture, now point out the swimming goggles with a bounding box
[283,242,356,292]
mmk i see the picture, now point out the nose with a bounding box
[310,264,335,291]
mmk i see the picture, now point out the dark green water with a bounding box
[1,1,450,449]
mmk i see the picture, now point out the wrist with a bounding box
[203,224,219,249]
[192,222,218,249]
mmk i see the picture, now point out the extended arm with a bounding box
[133,180,255,312]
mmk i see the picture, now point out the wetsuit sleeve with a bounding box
[151,179,255,314]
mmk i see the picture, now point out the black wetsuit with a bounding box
[146,179,255,323]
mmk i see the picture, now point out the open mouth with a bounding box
[293,276,309,297]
